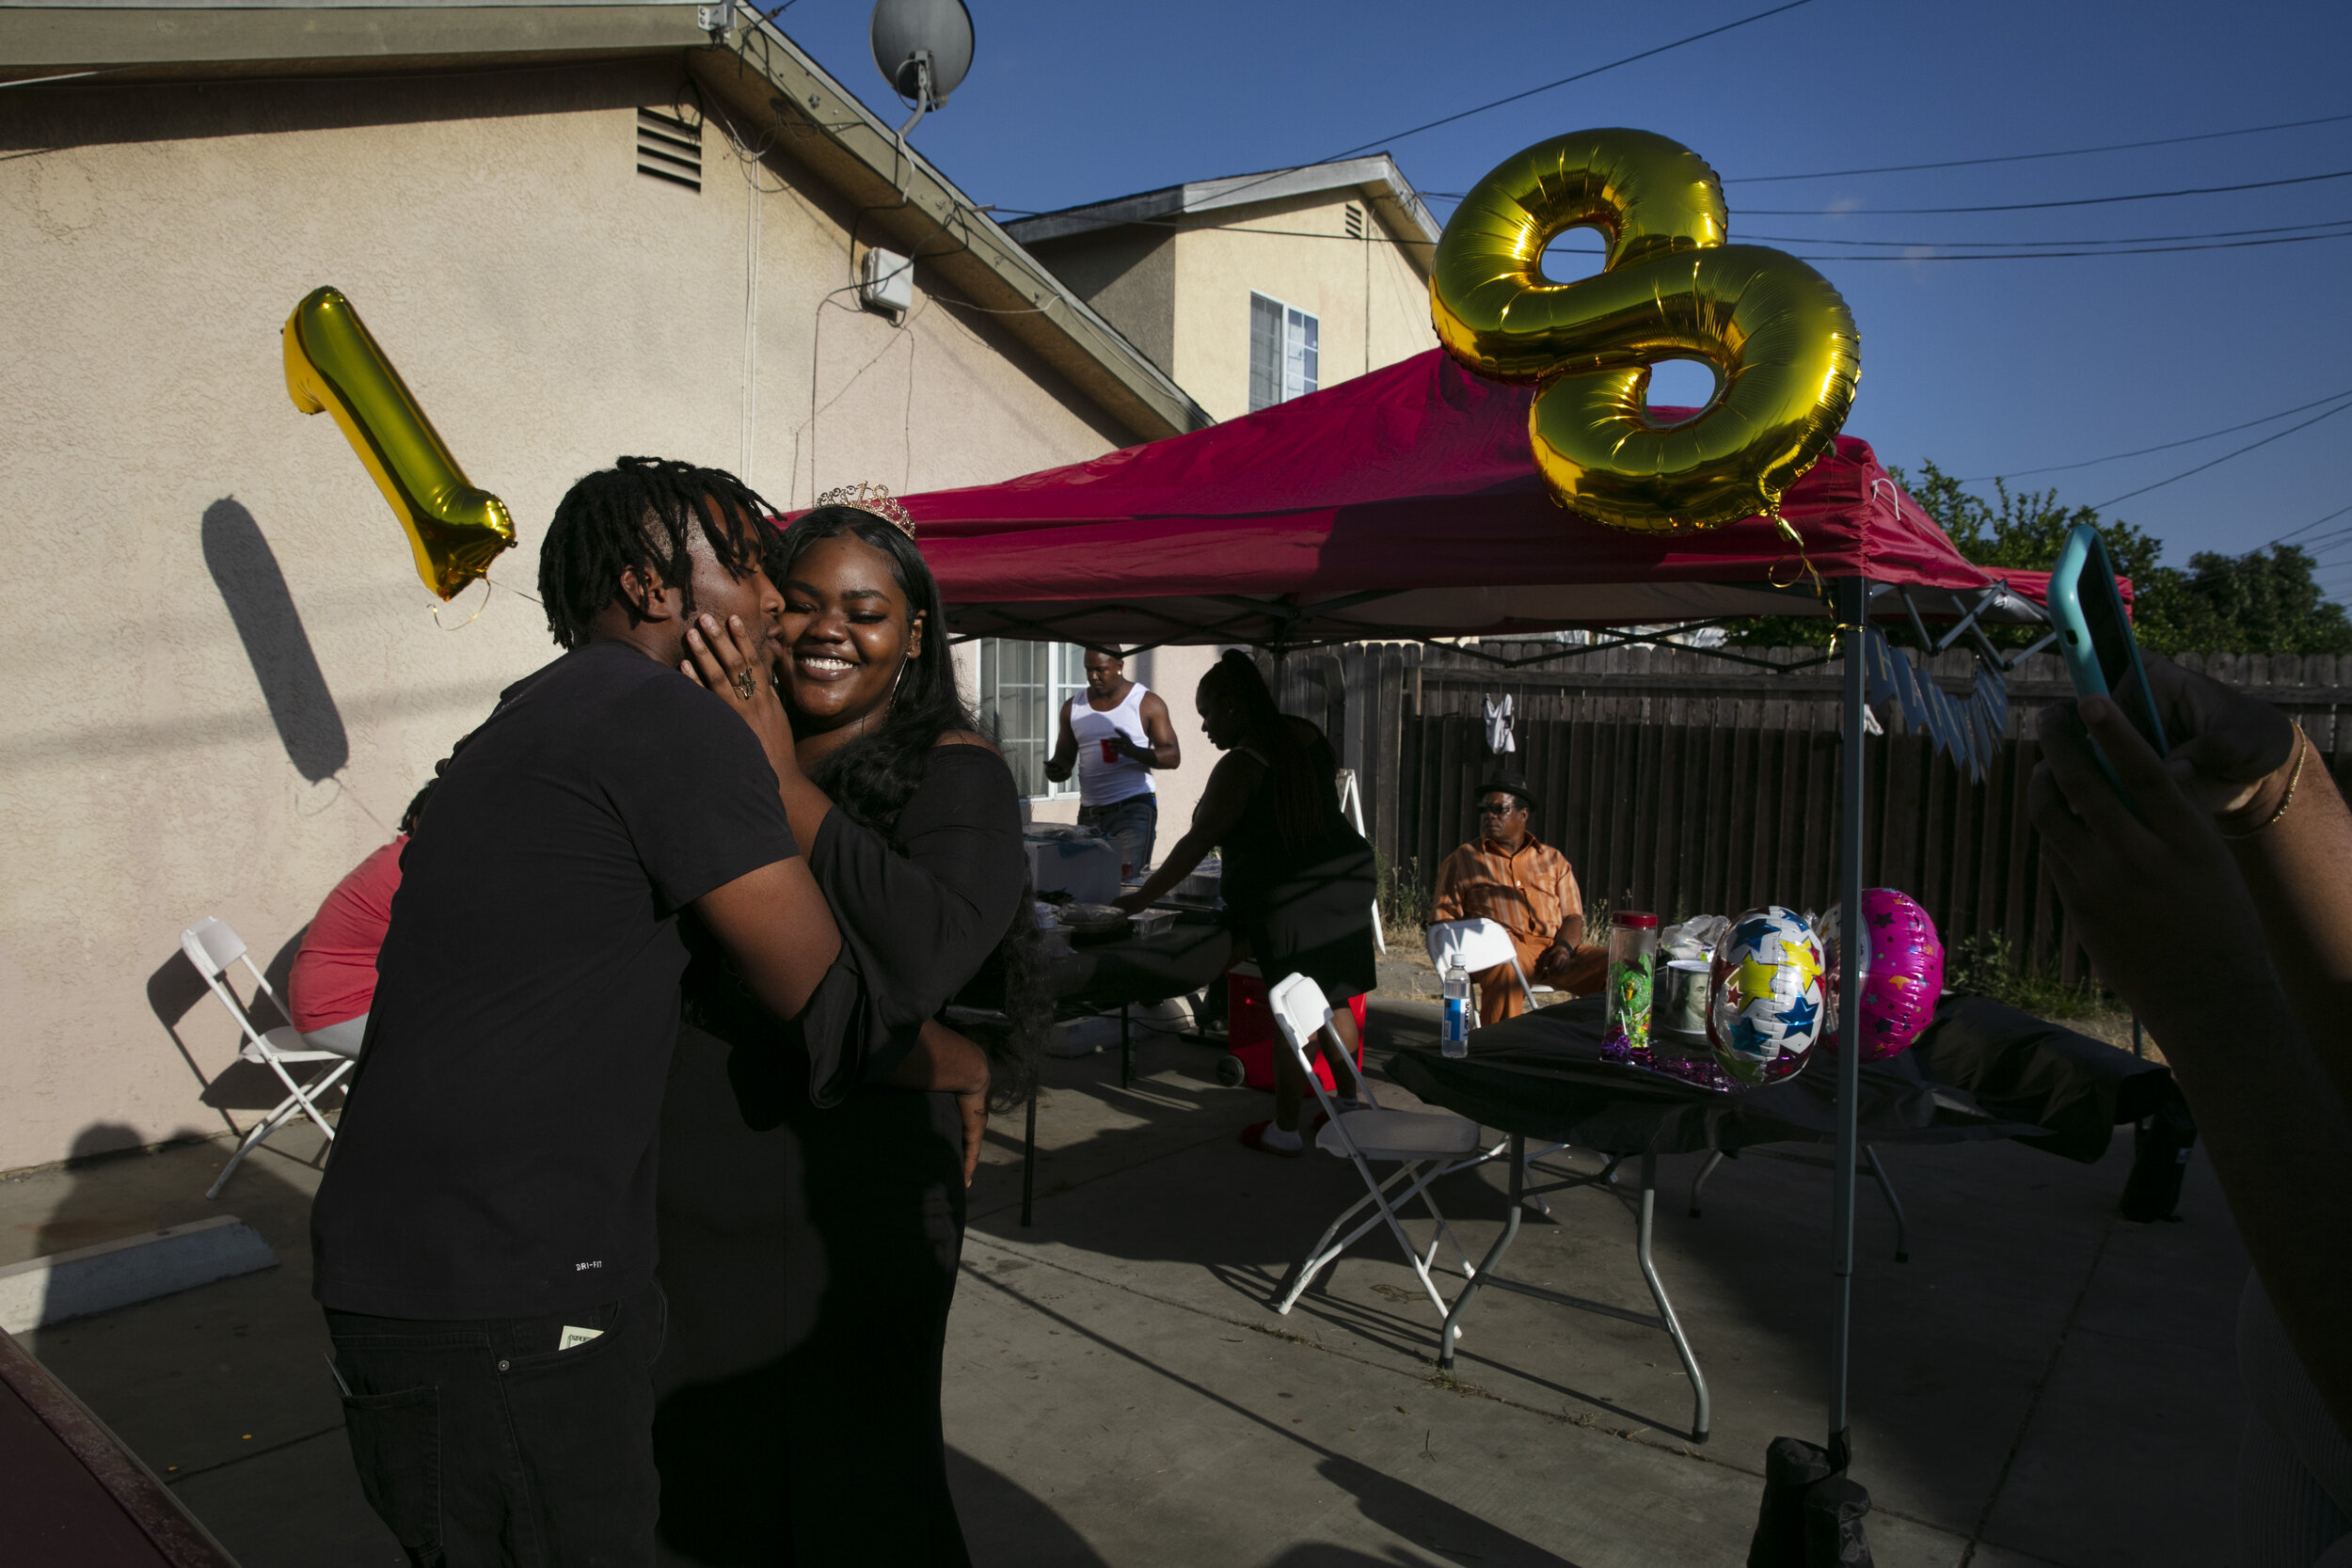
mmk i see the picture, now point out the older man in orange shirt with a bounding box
[1431,771,1602,1024]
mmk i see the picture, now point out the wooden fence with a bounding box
[1286,641,2352,985]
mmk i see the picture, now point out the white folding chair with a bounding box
[181,917,360,1200]
[1423,916,1572,1204]
[1424,916,1550,1011]
[1265,972,1491,1345]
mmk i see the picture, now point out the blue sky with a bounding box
[776,0,2352,591]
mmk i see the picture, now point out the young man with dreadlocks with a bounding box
[310,456,856,1567]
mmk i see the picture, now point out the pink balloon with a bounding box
[1821,888,1945,1062]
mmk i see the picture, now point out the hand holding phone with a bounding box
[2049,524,2169,808]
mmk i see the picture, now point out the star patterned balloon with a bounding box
[1708,906,1826,1085]
[1820,889,1946,1061]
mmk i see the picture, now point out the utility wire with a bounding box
[1419,110,2352,198]
[2095,400,2352,509]
[2268,501,2352,548]
[1785,230,2352,261]
[1726,110,2352,183]
[1738,166,2352,215]
[990,210,2352,261]
[1160,1,1821,222]
[1424,166,2352,214]
[1739,217,2352,249]
[1314,0,1818,163]
[1965,389,2352,483]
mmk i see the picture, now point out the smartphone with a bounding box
[2048,523,2168,801]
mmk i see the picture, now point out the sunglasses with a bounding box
[1476,800,1524,816]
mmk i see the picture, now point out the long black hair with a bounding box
[770,505,1046,1109]
[538,456,779,649]
[1200,649,1331,849]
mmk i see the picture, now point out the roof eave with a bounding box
[0,6,1212,443]
[1004,152,1439,277]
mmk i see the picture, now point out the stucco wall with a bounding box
[1025,228,1176,382]
[1169,191,1435,422]
[0,64,1127,1172]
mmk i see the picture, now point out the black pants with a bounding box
[325,1282,666,1568]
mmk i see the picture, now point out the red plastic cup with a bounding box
[1100,738,1120,763]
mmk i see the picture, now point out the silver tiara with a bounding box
[816,481,914,538]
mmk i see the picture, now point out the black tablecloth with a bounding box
[1910,995,2176,1163]
[1388,994,2161,1161]
[1045,918,1234,1012]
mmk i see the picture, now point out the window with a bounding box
[1248,292,1318,412]
[974,640,1089,799]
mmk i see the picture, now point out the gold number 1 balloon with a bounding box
[1432,129,1861,533]
[283,286,516,598]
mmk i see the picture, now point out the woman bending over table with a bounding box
[654,498,1045,1566]
[1118,650,1377,1157]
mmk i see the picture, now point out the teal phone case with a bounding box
[2048,524,2167,803]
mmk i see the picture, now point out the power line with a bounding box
[1789,230,2352,261]
[1739,166,2352,215]
[2269,501,2352,548]
[1724,110,2352,183]
[1318,0,1819,163]
[1964,389,2352,483]
[1173,1,1822,222]
[993,211,2352,262]
[1740,217,2352,249]
[2094,401,2352,510]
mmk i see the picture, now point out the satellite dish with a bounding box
[870,0,974,110]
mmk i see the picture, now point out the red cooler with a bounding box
[1220,962,1365,1090]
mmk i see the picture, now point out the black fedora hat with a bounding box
[1475,771,1534,811]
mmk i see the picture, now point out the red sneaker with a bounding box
[1239,1120,1308,1158]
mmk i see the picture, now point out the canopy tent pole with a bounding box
[1829,575,1869,1472]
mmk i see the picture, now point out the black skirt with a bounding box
[1229,835,1379,1005]
[651,1022,970,1567]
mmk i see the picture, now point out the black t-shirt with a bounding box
[310,641,800,1320]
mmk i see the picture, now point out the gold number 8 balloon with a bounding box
[283,286,516,599]
[1432,129,1861,534]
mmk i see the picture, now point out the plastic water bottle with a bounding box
[1441,960,1470,1058]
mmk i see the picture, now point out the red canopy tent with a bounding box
[894,348,2068,1472]
[899,348,2052,651]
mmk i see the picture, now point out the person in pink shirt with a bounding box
[288,783,434,1056]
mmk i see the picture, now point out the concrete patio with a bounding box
[4,996,2244,1566]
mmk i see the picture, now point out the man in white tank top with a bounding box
[1045,647,1181,877]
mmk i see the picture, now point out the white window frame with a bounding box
[1248,291,1319,413]
[974,639,1089,800]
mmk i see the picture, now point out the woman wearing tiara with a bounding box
[652,486,1045,1566]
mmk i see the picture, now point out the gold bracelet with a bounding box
[2220,726,2310,839]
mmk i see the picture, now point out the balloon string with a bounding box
[431,576,494,631]
[1763,499,1830,608]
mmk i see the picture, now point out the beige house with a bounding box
[1007,157,1439,423]
[993,157,1439,831]
[0,7,1439,1174]
[0,2,1226,1173]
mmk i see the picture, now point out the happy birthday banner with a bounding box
[1860,627,2010,782]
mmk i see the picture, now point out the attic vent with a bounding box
[1344,203,1365,239]
[636,107,702,192]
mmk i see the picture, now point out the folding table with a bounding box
[1387,995,2115,1443]
[951,915,1235,1226]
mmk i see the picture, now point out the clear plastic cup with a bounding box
[1605,911,1660,1056]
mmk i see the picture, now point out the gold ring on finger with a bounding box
[731,669,759,702]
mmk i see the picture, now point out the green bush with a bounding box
[1945,932,2116,1020]
[1376,851,1432,929]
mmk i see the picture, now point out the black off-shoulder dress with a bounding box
[650,743,1024,1567]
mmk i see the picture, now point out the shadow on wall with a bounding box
[201,497,347,782]
[145,924,316,1116]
